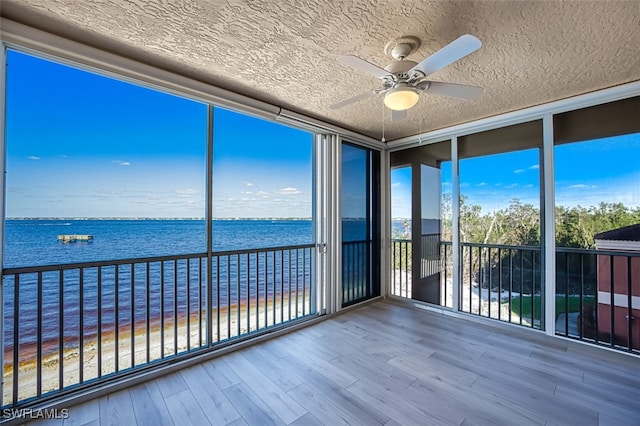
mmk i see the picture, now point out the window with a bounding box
[389,140,452,306]
[342,142,380,306]
[1,49,321,405]
[553,97,640,346]
[211,107,313,250]
[4,50,207,267]
[458,121,543,326]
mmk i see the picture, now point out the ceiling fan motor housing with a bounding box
[384,36,421,60]
[384,60,418,75]
[384,60,421,90]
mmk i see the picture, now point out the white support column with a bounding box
[206,106,214,345]
[334,136,343,311]
[543,114,556,335]
[0,44,8,404]
[451,136,460,312]
[313,134,327,314]
[324,134,342,313]
[380,149,390,298]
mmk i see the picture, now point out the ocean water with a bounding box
[2,218,394,268]
[3,219,314,268]
[2,219,375,355]
[2,220,315,353]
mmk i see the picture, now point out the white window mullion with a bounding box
[321,134,342,314]
[332,135,343,312]
[313,134,326,315]
[380,149,391,298]
[0,42,8,407]
[543,114,556,335]
[451,136,460,312]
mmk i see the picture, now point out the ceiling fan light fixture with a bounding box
[384,86,419,111]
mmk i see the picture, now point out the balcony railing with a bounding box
[342,240,374,306]
[391,239,411,298]
[391,239,639,355]
[457,242,542,328]
[1,244,316,408]
[391,235,453,307]
[556,247,639,353]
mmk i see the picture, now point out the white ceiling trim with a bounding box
[277,110,384,150]
[0,18,382,148]
[388,80,640,151]
[0,19,279,121]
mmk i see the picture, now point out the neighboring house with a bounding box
[594,224,640,349]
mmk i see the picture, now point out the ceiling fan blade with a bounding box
[410,35,482,77]
[426,81,484,100]
[337,55,391,79]
[329,90,376,109]
[391,109,407,121]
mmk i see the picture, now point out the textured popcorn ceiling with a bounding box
[2,0,639,141]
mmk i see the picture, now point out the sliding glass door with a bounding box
[390,140,451,306]
[341,142,380,307]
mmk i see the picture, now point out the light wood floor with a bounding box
[27,300,640,426]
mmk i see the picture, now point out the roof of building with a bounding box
[594,223,640,242]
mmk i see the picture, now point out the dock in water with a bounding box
[57,234,94,243]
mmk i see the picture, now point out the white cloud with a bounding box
[277,187,301,195]
[243,182,253,187]
[513,169,525,174]
[529,164,540,170]
[391,182,402,187]
[28,156,40,160]
[113,160,131,166]
[568,184,596,189]
[476,182,488,187]
[256,191,269,198]
[176,188,198,196]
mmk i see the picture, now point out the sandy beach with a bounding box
[392,269,526,324]
[4,294,311,405]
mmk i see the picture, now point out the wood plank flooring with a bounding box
[26,300,640,426]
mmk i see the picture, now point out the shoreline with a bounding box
[6,217,313,221]
[4,294,312,404]
[4,285,310,365]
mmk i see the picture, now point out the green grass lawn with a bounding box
[507,295,595,321]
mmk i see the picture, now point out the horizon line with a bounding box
[5,217,314,221]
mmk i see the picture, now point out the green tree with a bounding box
[493,199,540,246]
[556,202,640,248]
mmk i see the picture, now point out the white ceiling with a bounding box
[2,0,639,141]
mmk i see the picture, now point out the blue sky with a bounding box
[391,133,640,218]
[6,50,312,218]
[212,108,312,218]
[6,50,639,220]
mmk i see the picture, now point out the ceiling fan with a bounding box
[330,35,484,121]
